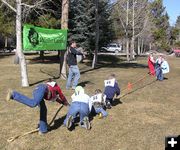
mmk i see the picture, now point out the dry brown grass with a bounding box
[0,53,180,150]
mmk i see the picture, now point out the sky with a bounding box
[162,0,180,26]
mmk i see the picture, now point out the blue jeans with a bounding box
[94,107,108,117]
[12,84,48,133]
[66,65,80,89]
[156,67,163,81]
[63,102,89,126]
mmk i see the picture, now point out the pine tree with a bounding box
[68,0,112,52]
[150,0,170,51]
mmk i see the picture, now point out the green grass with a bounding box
[0,53,180,150]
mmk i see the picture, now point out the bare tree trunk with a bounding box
[92,0,99,69]
[60,0,69,80]
[16,0,29,87]
[126,0,130,62]
[137,37,140,55]
[130,0,135,60]
[149,43,152,51]
[5,36,8,48]
[140,38,144,54]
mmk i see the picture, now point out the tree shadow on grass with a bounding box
[81,55,148,75]
[28,55,60,64]
[78,81,94,87]
[29,69,60,86]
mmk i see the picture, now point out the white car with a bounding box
[100,43,122,53]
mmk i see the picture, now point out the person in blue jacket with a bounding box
[104,74,120,109]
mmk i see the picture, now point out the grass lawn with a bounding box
[0,52,180,150]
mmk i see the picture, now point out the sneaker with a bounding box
[6,89,13,101]
[82,117,90,130]
[106,102,112,109]
[66,115,73,129]
[72,86,76,90]
[98,113,103,119]
[38,131,47,135]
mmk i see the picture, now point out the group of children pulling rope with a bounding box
[6,74,120,134]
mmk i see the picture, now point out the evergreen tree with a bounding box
[150,0,170,51]
[68,0,112,52]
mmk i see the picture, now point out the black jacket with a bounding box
[67,47,83,66]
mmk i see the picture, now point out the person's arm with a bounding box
[150,56,155,63]
[115,82,120,96]
[70,47,83,55]
[54,85,69,106]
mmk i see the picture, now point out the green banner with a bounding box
[23,24,67,51]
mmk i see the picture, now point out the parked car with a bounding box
[173,48,180,57]
[100,43,122,53]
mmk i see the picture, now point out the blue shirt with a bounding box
[104,82,120,99]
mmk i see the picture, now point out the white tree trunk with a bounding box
[60,0,69,80]
[92,0,99,69]
[126,0,130,62]
[16,0,29,87]
[131,0,135,60]
[137,37,140,55]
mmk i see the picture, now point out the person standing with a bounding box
[66,41,85,90]
[155,55,164,81]
[148,53,156,76]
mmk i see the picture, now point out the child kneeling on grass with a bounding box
[90,89,108,118]
[104,74,120,109]
[6,79,69,134]
[63,86,92,130]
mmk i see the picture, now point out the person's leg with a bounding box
[156,68,160,80]
[66,66,74,89]
[63,102,80,127]
[79,102,90,129]
[95,107,108,117]
[159,69,164,81]
[12,84,47,107]
[39,99,48,133]
[72,65,80,89]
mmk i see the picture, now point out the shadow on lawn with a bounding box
[78,80,94,87]
[81,55,148,75]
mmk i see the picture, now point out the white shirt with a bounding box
[90,93,106,104]
[161,60,170,74]
[104,78,115,87]
[71,93,92,111]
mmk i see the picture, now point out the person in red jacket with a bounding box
[148,53,156,76]
[6,79,69,134]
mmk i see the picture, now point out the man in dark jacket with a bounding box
[66,41,85,90]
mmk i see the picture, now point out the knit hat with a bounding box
[75,86,84,95]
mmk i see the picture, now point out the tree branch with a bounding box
[1,0,16,13]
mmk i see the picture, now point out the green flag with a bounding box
[23,24,67,51]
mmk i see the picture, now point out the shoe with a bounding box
[66,115,73,129]
[83,117,90,130]
[98,113,103,119]
[38,131,47,135]
[6,89,13,101]
[106,102,112,109]
[72,86,76,90]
